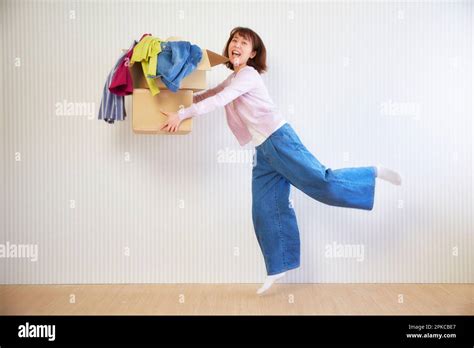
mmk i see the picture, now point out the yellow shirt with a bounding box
[131,36,162,96]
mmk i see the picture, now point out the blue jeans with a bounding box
[155,41,202,92]
[251,123,377,275]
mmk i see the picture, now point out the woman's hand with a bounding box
[160,109,182,133]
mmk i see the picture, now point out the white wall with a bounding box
[1,0,472,284]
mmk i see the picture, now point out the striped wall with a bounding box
[1,0,472,283]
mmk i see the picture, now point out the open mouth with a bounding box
[231,50,241,57]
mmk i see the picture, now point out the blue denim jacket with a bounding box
[150,41,203,92]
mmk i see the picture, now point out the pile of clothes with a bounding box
[98,34,203,124]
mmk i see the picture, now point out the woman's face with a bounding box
[228,33,256,68]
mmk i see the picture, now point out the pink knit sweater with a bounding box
[178,65,286,146]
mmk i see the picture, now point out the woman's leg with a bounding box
[263,123,377,211]
[375,165,402,185]
[252,147,301,277]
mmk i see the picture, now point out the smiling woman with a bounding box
[161,27,402,296]
[161,27,269,133]
[223,26,267,74]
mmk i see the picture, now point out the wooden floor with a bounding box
[0,284,472,315]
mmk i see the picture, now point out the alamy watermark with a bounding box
[0,241,38,262]
[55,100,95,119]
[325,241,364,262]
[380,99,421,120]
[217,147,257,166]
[18,322,55,341]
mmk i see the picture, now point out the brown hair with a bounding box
[223,27,267,74]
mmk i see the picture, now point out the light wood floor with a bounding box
[0,284,472,315]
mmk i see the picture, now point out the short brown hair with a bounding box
[223,27,267,74]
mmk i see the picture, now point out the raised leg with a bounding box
[263,125,377,211]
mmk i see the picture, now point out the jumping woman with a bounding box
[161,27,402,295]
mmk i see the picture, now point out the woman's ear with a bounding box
[250,51,257,59]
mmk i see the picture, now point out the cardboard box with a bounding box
[132,88,193,135]
[126,36,228,134]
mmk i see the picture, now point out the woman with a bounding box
[161,27,402,295]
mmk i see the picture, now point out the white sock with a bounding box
[375,165,402,185]
[257,272,286,295]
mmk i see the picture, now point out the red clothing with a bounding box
[109,33,151,96]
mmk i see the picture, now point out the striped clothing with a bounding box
[98,42,135,124]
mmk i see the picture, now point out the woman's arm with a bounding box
[192,78,228,103]
[179,68,257,120]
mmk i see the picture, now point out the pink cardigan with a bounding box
[178,65,285,146]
